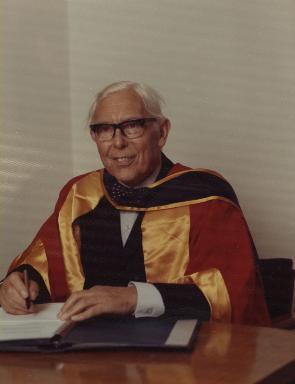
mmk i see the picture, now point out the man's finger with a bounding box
[29,280,39,301]
[0,292,28,314]
[58,292,80,315]
[1,282,29,311]
[2,307,30,315]
[59,292,91,320]
[70,305,100,321]
[59,304,85,320]
[8,272,29,299]
[4,283,26,305]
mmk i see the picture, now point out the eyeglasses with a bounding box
[90,117,158,141]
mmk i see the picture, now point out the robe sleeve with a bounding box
[186,199,270,325]
[5,175,86,302]
[153,283,211,320]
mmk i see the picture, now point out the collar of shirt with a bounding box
[120,164,161,246]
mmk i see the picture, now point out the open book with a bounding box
[0,303,66,341]
[0,303,200,352]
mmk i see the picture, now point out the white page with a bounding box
[0,303,66,341]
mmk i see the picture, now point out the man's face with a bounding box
[91,89,170,187]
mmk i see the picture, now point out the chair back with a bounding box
[259,258,294,319]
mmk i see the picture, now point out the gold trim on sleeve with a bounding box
[8,239,51,294]
[175,269,231,321]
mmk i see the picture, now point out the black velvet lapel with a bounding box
[76,198,146,289]
[104,154,239,208]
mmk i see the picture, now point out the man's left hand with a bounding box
[58,285,137,321]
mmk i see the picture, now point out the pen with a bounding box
[23,269,31,310]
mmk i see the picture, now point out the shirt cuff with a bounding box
[128,281,165,318]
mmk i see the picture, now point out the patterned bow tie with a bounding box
[110,182,150,206]
[104,171,151,206]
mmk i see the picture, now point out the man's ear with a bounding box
[158,119,171,148]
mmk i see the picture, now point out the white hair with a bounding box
[87,81,166,127]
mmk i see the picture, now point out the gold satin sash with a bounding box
[141,206,190,282]
[58,171,104,293]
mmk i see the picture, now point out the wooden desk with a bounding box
[0,322,294,384]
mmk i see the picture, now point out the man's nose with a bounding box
[112,128,127,148]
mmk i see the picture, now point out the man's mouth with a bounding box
[112,155,136,166]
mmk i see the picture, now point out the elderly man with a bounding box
[0,81,270,325]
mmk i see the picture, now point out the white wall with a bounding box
[0,1,72,274]
[1,1,295,277]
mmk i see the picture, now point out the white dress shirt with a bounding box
[119,166,165,317]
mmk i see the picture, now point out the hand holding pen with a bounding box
[0,270,39,315]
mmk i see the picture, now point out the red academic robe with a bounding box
[8,163,270,326]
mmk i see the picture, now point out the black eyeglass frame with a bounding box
[89,117,158,141]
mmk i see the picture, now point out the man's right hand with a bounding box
[0,272,39,315]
